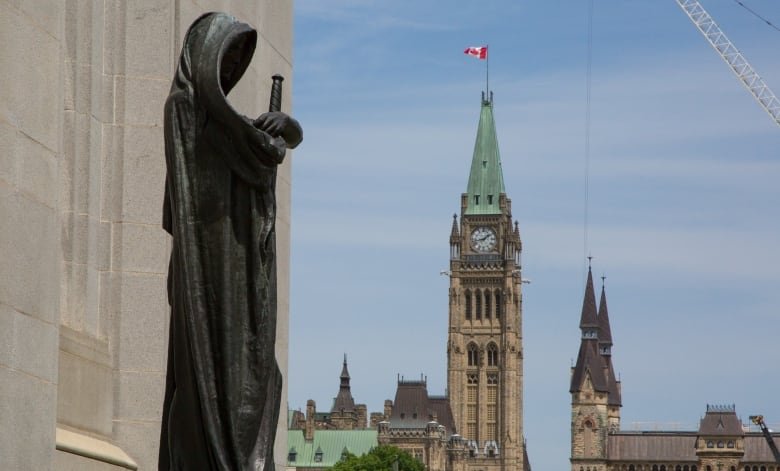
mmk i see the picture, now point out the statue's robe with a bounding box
[160,12,286,470]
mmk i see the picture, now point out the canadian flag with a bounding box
[464,46,487,60]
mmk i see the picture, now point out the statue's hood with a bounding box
[174,12,257,98]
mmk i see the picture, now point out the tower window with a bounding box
[495,291,501,319]
[487,343,498,367]
[475,290,482,319]
[468,344,479,367]
[487,195,493,204]
[485,292,491,319]
[474,195,480,204]
[465,291,472,320]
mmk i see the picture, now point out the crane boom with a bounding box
[675,0,780,127]
[750,415,780,465]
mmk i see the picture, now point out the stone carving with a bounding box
[159,12,302,471]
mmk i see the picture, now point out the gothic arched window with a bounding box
[465,291,472,320]
[495,290,502,319]
[468,343,479,367]
[475,290,482,319]
[487,343,499,367]
[485,292,491,319]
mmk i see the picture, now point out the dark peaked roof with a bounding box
[598,284,613,346]
[698,405,743,436]
[597,282,621,406]
[570,341,608,393]
[604,356,622,406]
[450,214,459,242]
[580,268,598,330]
[388,380,456,434]
[331,355,355,413]
[340,354,350,381]
[571,267,609,394]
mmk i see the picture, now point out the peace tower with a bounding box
[447,92,526,471]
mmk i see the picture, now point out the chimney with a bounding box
[305,400,316,441]
[370,412,384,428]
[384,400,393,420]
[356,404,367,429]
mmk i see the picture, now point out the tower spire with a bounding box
[332,354,355,413]
[579,266,598,335]
[598,280,613,352]
[465,95,505,215]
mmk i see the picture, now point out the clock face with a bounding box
[471,227,497,252]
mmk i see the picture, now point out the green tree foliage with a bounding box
[332,445,425,471]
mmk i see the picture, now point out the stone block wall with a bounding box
[0,1,294,469]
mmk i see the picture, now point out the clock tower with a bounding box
[447,93,525,471]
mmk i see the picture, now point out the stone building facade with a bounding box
[569,269,780,471]
[1,2,294,469]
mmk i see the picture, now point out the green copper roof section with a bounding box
[286,430,378,468]
[465,98,506,215]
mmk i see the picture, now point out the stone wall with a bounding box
[0,1,294,469]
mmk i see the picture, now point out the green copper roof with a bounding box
[287,429,378,468]
[465,98,506,215]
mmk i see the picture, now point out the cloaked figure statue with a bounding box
[160,12,302,471]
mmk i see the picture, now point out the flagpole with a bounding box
[486,44,490,101]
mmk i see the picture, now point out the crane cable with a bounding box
[583,0,594,278]
[731,0,780,33]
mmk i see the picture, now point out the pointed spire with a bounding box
[332,354,356,413]
[450,214,460,241]
[596,276,621,406]
[598,278,613,348]
[340,353,350,382]
[465,95,505,215]
[579,266,598,335]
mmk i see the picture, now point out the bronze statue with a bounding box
[160,12,302,471]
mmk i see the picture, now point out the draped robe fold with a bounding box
[159,13,285,471]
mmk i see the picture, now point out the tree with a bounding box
[332,445,425,471]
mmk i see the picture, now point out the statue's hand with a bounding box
[253,112,303,149]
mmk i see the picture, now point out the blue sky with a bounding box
[288,1,780,469]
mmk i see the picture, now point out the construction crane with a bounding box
[675,0,780,127]
[749,415,780,465]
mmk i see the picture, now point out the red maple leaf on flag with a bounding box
[464,46,487,60]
